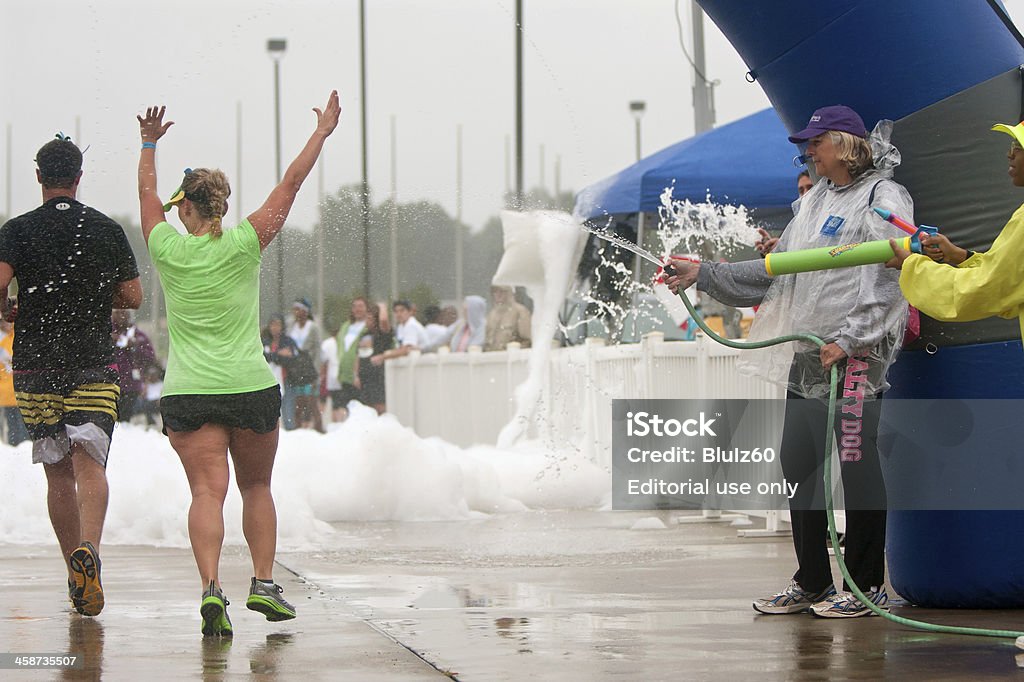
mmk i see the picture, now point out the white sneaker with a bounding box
[811,587,889,618]
[753,580,837,615]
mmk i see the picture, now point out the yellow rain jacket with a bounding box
[899,204,1024,338]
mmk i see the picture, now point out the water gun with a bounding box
[763,210,936,277]
[664,239,919,278]
[664,211,935,279]
[763,237,918,276]
[872,208,939,240]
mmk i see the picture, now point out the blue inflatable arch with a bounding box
[698,0,1024,607]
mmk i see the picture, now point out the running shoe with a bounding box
[69,542,103,617]
[246,578,296,622]
[68,579,82,613]
[811,586,889,618]
[200,581,233,638]
[753,579,836,615]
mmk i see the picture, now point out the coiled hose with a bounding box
[675,289,1024,642]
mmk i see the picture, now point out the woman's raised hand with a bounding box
[313,91,341,138]
[137,106,174,143]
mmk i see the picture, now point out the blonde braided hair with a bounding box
[181,168,231,238]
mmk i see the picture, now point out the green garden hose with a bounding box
[674,289,1024,643]
[581,223,1022,643]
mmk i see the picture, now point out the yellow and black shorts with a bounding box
[14,367,120,465]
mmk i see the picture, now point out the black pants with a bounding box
[781,353,887,594]
[117,392,139,422]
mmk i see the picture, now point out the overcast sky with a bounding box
[3,1,1024,234]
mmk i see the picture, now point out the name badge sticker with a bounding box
[820,215,845,236]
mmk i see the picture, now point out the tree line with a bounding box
[109,184,574,336]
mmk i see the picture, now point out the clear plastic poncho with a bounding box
[737,121,912,399]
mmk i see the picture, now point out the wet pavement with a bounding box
[3,511,1023,680]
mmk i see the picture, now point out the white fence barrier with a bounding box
[385,332,842,532]
[386,332,785,466]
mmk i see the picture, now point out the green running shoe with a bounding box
[200,581,233,638]
[246,578,296,622]
[69,542,103,617]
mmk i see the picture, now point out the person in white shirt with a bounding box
[391,300,429,355]
[421,305,455,352]
[319,322,344,422]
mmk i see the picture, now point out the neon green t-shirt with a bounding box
[148,220,277,396]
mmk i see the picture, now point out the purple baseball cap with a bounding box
[788,105,868,143]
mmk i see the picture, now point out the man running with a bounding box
[0,135,142,616]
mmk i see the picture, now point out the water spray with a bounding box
[584,210,932,281]
[585,226,1024,647]
[581,225,666,269]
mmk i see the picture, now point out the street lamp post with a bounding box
[455,124,463,301]
[514,0,524,209]
[389,115,398,301]
[267,38,287,315]
[629,100,647,288]
[359,0,371,298]
[235,101,243,226]
[691,1,717,134]
[317,149,326,321]
[5,124,11,219]
[629,100,646,162]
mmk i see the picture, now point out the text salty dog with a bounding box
[625,411,718,437]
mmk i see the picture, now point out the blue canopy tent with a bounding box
[574,108,800,220]
[569,108,799,349]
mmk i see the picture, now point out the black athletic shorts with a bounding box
[14,366,119,442]
[160,385,281,434]
[335,383,360,406]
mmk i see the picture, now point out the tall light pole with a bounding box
[629,100,647,286]
[504,134,511,195]
[235,101,243,226]
[514,0,524,209]
[359,0,371,298]
[316,150,325,320]
[691,1,716,134]
[74,117,82,202]
[267,38,287,315]
[539,143,545,192]
[455,124,463,301]
[554,154,561,197]
[5,124,11,219]
[629,100,646,162]
[390,115,398,300]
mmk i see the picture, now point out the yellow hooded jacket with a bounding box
[899,203,1024,339]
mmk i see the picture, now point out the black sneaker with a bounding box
[200,581,233,638]
[68,579,82,613]
[69,542,103,617]
[245,578,296,622]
